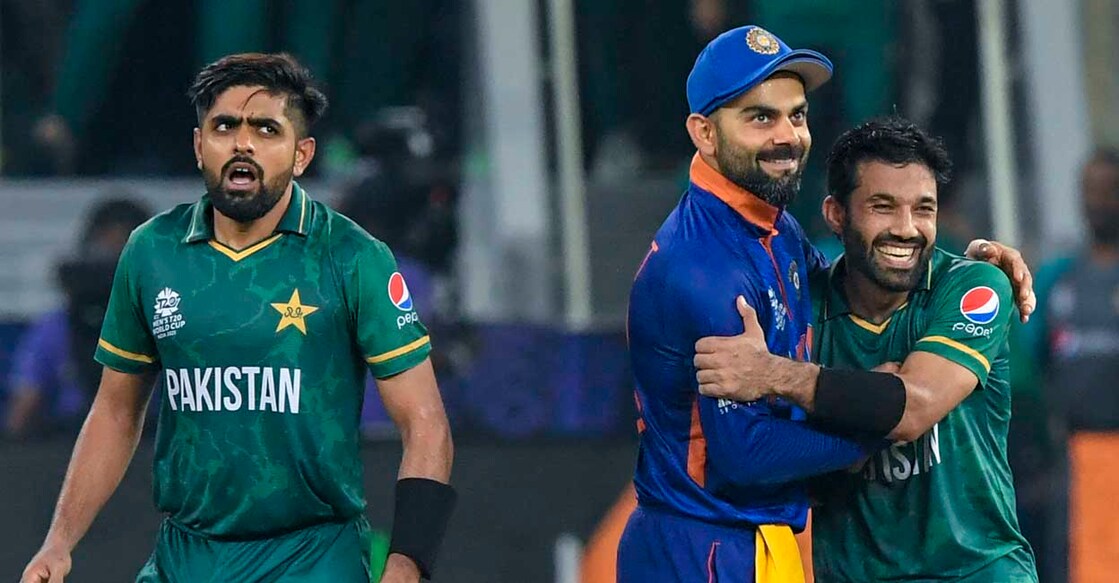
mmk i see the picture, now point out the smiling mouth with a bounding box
[874,243,921,268]
[758,157,799,173]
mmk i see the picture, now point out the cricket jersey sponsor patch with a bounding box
[388,272,413,311]
[959,286,999,325]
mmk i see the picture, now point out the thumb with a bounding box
[736,296,763,337]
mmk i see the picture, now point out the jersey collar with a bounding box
[821,254,934,320]
[182,182,311,244]
[689,153,780,234]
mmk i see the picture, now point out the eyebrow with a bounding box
[867,193,939,205]
[739,101,809,116]
[210,114,284,129]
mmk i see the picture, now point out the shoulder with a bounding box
[129,202,194,245]
[114,202,196,265]
[928,249,1014,321]
[311,201,397,267]
[932,249,1012,295]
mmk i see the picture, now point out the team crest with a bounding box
[271,289,319,335]
[788,260,800,298]
[959,286,999,325]
[746,27,780,55]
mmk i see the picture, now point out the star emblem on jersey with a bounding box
[959,286,999,324]
[271,289,319,335]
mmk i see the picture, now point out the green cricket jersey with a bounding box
[810,248,1036,581]
[95,183,431,539]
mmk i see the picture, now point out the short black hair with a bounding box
[187,52,328,137]
[826,116,952,207]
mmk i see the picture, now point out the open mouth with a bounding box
[874,243,921,269]
[223,162,260,191]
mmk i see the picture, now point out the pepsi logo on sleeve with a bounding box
[388,272,413,311]
[959,286,999,324]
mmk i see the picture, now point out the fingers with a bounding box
[21,565,48,583]
[872,361,901,373]
[696,369,719,384]
[736,296,764,338]
[694,336,728,354]
[965,238,994,260]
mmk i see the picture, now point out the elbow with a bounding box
[890,420,924,444]
[890,406,936,443]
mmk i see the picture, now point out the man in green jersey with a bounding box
[693,117,1037,581]
[21,53,455,583]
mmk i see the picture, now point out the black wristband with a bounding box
[811,368,906,438]
[389,478,457,579]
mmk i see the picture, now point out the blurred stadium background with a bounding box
[0,0,1117,581]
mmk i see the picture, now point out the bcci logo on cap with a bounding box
[388,272,413,311]
[959,286,999,325]
[745,27,780,55]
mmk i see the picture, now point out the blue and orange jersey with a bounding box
[627,154,867,529]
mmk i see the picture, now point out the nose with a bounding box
[233,125,255,155]
[890,209,920,240]
[771,116,798,145]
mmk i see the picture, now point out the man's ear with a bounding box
[193,128,203,169]
[293,137,316,177]
[685,113,718,158]
[822,195,845,237]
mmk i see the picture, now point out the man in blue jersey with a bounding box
[618,26,1034,582]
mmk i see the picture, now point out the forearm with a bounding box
[762,355,821,411]
[397,416,453,483]
[775,365,908,440]
[44,396,146,550]
[707,413,870,486]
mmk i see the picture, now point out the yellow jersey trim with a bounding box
[366,335,431,365]
[848,302,908,335]
[98,338,156,364]
[298,190,307,233]
[917,335,991,373]
[209,234,284,262]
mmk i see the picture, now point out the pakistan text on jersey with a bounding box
[164,367,301,414]
[862,423,943,483]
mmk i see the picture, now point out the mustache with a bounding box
[220,155,264,177]
[756,144,805,162]
[873,233,929,249]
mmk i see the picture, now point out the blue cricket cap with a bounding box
[687,26,833,116]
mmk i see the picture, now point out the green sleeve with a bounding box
[94,235,160,373]
[348,240,431,379]
[913,261,1015,387]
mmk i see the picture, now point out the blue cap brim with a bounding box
[700,49,833,116]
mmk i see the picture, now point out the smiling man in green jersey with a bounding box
[694,117,1037,581]
[21,53,455,583]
